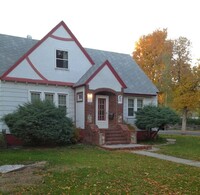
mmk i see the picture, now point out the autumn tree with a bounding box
[133,29,173,105]
[133,29,173,88]
[171,37,192,83]
[172,66,200,131]
[171,37,200,131]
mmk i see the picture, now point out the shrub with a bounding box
[135,105,180,130]
[3,100,75,146]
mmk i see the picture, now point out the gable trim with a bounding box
[26,57,48,81]
[3,77,74,87]
[50,34,74,42]
[85,60,127,88]
[0,21,94,80]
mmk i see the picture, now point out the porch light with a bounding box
[87,93,93,103]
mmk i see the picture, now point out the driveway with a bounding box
[158,130,200,136]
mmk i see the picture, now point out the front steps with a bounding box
[105,129,130,145]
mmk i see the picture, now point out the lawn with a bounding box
[156,134,200,161]
[0,142,200,194]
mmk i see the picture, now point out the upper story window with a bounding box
[56,50,68,69]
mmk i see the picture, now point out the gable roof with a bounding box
[0,21,94,80]
[85,60,127,88]
[75,49,158,95]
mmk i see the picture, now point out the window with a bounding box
[77,92,83,102]
[45,93,54,103]
[58,94,67,114]
[56,50,68,69]
[30,92,41,102]
[137,99,143,111]
[128,99,134,117]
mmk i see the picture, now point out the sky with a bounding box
[1,0,200,65]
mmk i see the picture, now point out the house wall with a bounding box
[0,81,74,133]
[7,26,92,84]
[75,86,85,129]
[89,66,122,92]
[123,95,157,125]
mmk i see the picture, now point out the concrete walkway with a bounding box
[133,150,200,168]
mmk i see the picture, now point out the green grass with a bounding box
[156,135,200,161]
[0,143,200,194]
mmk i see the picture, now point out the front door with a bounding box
[96,95,109,129]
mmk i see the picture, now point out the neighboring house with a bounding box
[0,21,158,145]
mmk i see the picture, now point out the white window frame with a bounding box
[55,49,69,70]
[28,90,68,115]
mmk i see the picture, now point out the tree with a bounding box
[171,37,192,83]
[2,100,76,146]
[171,37,199,131]
[135,105,179,139]
[133,29,173,106]
[133,29,173,89]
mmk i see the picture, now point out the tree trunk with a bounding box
[181,107,188,131]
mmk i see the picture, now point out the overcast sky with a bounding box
[1,0,199,65]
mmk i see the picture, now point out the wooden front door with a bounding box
[95,95,109,129]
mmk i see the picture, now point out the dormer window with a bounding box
[56,50,68,69]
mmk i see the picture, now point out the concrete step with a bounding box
[105,140,130,145]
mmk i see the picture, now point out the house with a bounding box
[0,21,158,145]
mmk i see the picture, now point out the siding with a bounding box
[0,81,74,132]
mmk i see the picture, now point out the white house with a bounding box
[0,21,158,145]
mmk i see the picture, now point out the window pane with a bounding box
[58,94,67,114]
[128,99,134,107]
[56,59,68,68]
[31,92,40,102]
[137,99,143,110]
[56,50,68,59]
[128,99,134,117]
[128,108,134,116]
[45,93,54,103]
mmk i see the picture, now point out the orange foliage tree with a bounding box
[133,29,173,105]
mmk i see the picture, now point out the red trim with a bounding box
[26,57,48,81]
[3,77,74,87]
[85,60,127,88]
[60,21,95,65]
[1,21,94,79]
[50,34,74,41]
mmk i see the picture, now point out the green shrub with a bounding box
[135,105,180,130]
[2,100,75,146]
[187,118,200,125]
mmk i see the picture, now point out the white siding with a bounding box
[75,86,85,129]
[123,95,157,125]
[6,25,92,83]
[0,82,74,132]
[8,59,41,79]
[89,66,122,91]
